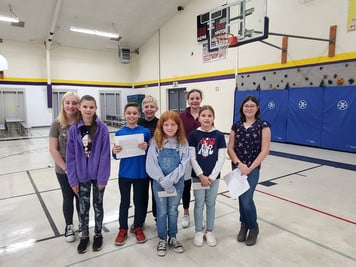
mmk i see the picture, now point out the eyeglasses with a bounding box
[243,105,257,109]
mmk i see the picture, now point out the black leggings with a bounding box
[182,179,192,210]
[56,172,79,226]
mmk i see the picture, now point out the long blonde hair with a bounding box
[153,110,187,149]
[57,91,80,128]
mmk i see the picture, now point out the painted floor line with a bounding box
[256,189,356,225]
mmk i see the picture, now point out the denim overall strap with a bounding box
[157,147,180,176]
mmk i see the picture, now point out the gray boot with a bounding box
[245,227,259,246]
[237,223,248,242]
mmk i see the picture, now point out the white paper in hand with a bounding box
[192,182,210,190]
[114,133,145,159]
[223,168,250,199]
[158,189,177,198]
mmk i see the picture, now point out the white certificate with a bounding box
[114,133,145,159]
[192,182,210,190]
[158,189,177,198]
[223,168,250,199]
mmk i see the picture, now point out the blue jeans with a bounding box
[193,178,219,232]
[153,146,184,240]
[153,178,184,239]
[233,165,260,229]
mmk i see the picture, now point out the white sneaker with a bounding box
[205,231,217,247]
[194,232,204,247]
[64,224,76,242]
[181,215,190,228]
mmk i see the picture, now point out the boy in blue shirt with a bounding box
[112,102,151,245]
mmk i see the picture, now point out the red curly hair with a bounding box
[153,110,187,149]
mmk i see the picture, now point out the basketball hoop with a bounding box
[214,33,238,55]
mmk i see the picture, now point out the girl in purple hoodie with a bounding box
[66,95,111,254]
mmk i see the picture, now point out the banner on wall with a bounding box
[202,43,226,63]
[348,0,356,31]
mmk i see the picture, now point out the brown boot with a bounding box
[245,227,259,246]
[237,223,248,242]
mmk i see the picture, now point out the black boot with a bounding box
[237,223,248,242]
[245,227,259,246]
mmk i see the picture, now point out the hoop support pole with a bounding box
[259,40,285,51]
[259,25,336,64]
[268,32,332,43]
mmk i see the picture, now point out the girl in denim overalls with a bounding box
[146,111,190,257]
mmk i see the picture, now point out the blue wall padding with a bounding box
[286,87,324,147]
[321,86,356,152]
[233,86,356,152]
[259,90,288,142]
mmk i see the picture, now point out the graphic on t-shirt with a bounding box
[198,137,216,157]
[80,126,92,158]
[82,134,90,157]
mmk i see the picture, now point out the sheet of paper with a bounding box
[223,168,250,199]
[158,189,177,198]
[114,133,145,159]
[192,182,210,190]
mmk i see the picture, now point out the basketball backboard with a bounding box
[197,0,268,51]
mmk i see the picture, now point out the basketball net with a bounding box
[214,33,238,57]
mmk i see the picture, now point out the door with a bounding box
[3,91,24,120]
[52,91,67,119]
[168,88,186,113]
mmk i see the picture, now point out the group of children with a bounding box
[51,90,267,256]
[111,93,226,257]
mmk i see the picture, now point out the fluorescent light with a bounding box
[70,26,119,39]
[0,15,19,23]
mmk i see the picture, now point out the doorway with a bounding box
[168,88,186,113]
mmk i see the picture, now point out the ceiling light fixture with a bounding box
[70,26,119,39]
[0,14,19,23]
[0,4,20,23]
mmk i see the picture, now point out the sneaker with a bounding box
[130,223,145,233]
[64,224,76,242]
[134,227,146,243]
[156,238,167,257]
[193,231,204,247]
[181,215,190,228]
[115,229,127,246]
[92,234,103,251]
[77,237,89,254]
[168,237,184,253]
[205,231,217,247]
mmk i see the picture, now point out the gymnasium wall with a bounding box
[1,0,356,132]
